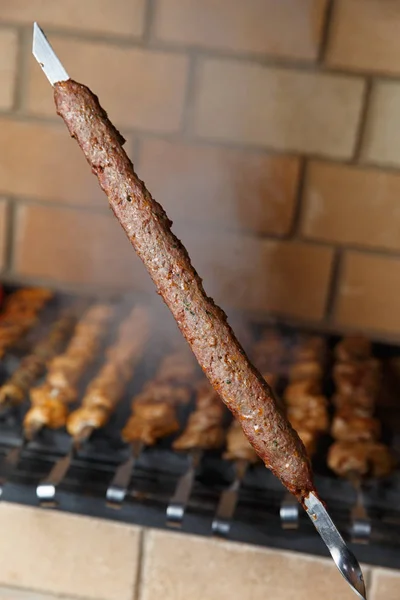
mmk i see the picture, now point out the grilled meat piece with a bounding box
[122,401,179,445]
[331,408,381,443]
[288,360,324,383]
[66,406,109,437]
[294,336,326,364]
[332,394,375,417]
[333,360,381,398]
[284,380,322,404]
[0,288,53,357]
[334,335,372,363]
[288,424,317,457]
[287,399,329,435]
[328,441,393,478]
[24,396,68,435]
[54,80,315,501]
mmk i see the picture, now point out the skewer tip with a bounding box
[32,21,69,86]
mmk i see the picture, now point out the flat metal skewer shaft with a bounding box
[166,448,202,527]
[36,426,93,506]
[106,440,143,509]
[304,492,367,599]
[212,459,248,537]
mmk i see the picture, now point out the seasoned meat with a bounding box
[0,288,53,357]
[334,335,372,363]
[328,441,393,479]
[288,360,324,383]
[223,420,258,463]
[133,382,191,407]
[54,80,314,501]
[24,303,113,433]
[24,397,68,436]
[284,380,322,404]
[331,408,381,443]
[67,305,150,436]
[333,360,381,397]
[332,394,375,417]
[173,381,226,451]
[288,423,317,457]
[287,399,329,435]
[294,336,326,364]
[66,406,109,438]
[122,401,179,445]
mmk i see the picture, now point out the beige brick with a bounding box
[302,161,400,251]
[27,37,188,132]
[139,139,300,236]
[0,118,111,205]
[327,0,400,74]
[0,29,18,110]
[177,227,333,318]
[361,81,400,167]
[370,568,400,600]
[335,252,400,334]
[154,0,327,60]
[13,203,150,290]
[0,0,146,37]
[193,59,364,158]
[0,199,8,271]
[141,529,367,600]
[0,585,74,599]
[0,502,140,600]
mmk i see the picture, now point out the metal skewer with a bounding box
[304,492,367,600]
[106,440,143,508]
[212,459,248,537]
[348,474,371,545]
[36,426,93,506]
[166,448,202,527]
[0,441,26,497]
[32,24,367,599]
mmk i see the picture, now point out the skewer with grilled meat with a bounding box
[0,288,53,357]
[329,335,393,481]
[173,382,227,451]
[23,303,113,435]
[0,309,77,408]
[123,347,197,445]
[122,401,179,446]
[328,441,393,479]
[284,336,329,458]
[67,305,150,438]
[54,79,316,502]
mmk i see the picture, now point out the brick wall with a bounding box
[1,1,400,340]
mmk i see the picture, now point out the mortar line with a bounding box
[133,528,146,600]
[351,77,373,163]
[318,0,335,63]
[324,247,343,320]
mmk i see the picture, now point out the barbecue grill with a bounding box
[0,285,399,572]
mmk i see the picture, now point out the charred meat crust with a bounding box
[53,79,315,501]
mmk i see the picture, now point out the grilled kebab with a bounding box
[49,78,317,502]
[328,335,393,479]
[67,305,150,438]
[24,303,113,436]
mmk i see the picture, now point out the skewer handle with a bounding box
[280,491,300,530]
[166,449,202,528]
[212,459,248,537]
[106,440,143,509]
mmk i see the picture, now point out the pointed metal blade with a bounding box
[304,492,367,599]
[32,22,69,86]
